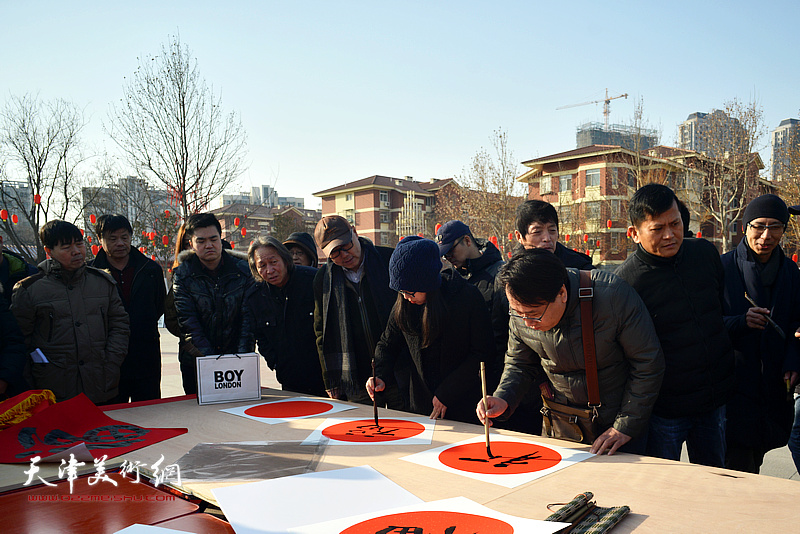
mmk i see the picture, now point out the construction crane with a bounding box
[557,88,628,131]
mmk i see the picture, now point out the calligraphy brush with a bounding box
[372,358,380,427]
[480,361,494,458]
[744,292,785,339]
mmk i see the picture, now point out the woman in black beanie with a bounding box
[367,236,494,424]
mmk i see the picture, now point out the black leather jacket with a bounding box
[172,249,254,356]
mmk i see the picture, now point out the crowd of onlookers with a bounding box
[1,183,799,476]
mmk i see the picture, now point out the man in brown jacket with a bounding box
[11,220,129,404]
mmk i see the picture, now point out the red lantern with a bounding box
[0,209,7,221]
[142,230,147,236]
[508,232,514,241]
[89,214,96,224]
[696,231,702,238]
[508,251,512,259]
[241,227,247,237]
[573,248,578,252]
[607,220,612,229]
[565,234,570,243]
[234,217,241,227]
[435,224,442,234]
[139,246,146,254]
[11,214,19,225]
[162,235,169,246]
[583,234,588,243]
[596,240,601,247]
[164,209,170,217]
[585,250,590,255]
[91,244,99,255]
[151,255,156,260]
[34,194,41,204]
[626,228,632,238]
[417,232,423,237]
[793,253,798,263]
[490,236,498,246]
[399,236,404,241]
[80,228,85,236]
[230,242,235,249]
[87,236,92,243]
[149,232,155,240]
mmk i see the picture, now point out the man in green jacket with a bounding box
[11,220,129,404]
[478,249,664,455]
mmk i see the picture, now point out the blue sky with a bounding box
[3,1,799,208]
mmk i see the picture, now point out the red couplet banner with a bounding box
[0,394,188,463]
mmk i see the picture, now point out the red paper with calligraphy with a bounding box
[0,394,187,463]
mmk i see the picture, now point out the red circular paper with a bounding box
[340,510,513,533]
[321,419,425,442]
[244,400,333,418]
[438,441,561,475]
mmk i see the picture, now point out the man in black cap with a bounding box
[312,215,404,407]
[721,194,800,473]
[435,220,504,310]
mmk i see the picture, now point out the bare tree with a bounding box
[107,35,248,218]
[435,128,525,247]
[0,94,89,263]
[692,98,766,252]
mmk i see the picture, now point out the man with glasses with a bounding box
[616,184,734,467]
[313,215,404,408]
[478,249,664,455]
[720,194,800,473]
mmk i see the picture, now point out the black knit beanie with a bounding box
[389,236,442,293]
[742,194,789,226]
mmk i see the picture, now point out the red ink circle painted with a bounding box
[339,510,514,533]
[244,400,333,419]
[438,441,562,475]
[321,419,425,442]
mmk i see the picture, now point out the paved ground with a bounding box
[155,328,799,481]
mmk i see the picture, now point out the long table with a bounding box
[2,389,799,533]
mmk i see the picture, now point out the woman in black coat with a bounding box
[367,236,493,424]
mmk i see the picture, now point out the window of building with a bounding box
[380,233,389,245]
[559,174,573,192]
[540,177,552,194]
[586,201,601,220]
[380,211,390,223]
[379,191,389,203]
[610,168,619,189]
[345,193,353,201]
[586,169,601,187]
[611,199,621,219]
[344,209,354,224]
[425,196,433,207]
[558,204,573,225]
[610,232,622,253]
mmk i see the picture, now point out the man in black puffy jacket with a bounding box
[616,184,734,467]
[172,213,254,394]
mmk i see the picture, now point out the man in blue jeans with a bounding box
[616,184,735,467]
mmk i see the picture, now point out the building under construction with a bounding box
[576,122,659,151]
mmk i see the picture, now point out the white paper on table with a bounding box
[212,465,422,534]
[40,442,95,463]
[401,434,594,488]
[114,525,188,533]
[219,396,356,424]
[301,416,435,446]
[288,496,570,533]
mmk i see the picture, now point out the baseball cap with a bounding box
[314,215,353,255]
[435,220,471,256]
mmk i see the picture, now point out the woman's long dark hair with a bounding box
[393,287,446,348]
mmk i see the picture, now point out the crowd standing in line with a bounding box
[1,186,799,475]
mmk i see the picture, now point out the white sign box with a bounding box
[196,352,262,405]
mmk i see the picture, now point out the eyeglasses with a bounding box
[509,301,550,323]
[399,290,416,298]
[329,241,354,260]
[443,236,466,260]
[747,222,785,236]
